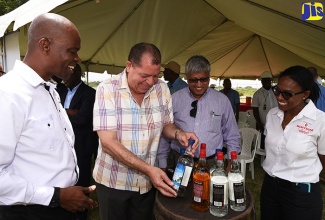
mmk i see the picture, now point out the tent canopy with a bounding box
[1,0,324,79]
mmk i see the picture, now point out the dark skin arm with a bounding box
[253,107,264,132]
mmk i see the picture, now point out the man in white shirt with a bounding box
[0,13,97,220]
[251,71,278,148]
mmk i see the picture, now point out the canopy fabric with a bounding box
[1,0,324,79]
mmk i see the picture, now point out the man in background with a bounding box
[308,67,325,112]
[220,78,240,122]
[251,71,278,149]
[162,61,187,94]
[58,63,98,220]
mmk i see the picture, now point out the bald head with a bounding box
[24,13,81,81]
[27,13,79,52]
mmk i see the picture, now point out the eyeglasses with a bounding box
[190,100,198,118]
[187,77,209,84]
[272,86,305,100]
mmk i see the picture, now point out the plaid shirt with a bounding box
[93,69,173,194]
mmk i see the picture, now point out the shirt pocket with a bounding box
[286,133,311,155]
[29,114,62,150]
[206,113,222,133]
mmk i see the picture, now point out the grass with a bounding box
[87,156,325,220]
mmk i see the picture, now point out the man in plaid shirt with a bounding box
[92,42,199,220]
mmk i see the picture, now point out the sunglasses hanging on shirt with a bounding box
[190,100,198,118]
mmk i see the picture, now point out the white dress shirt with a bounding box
[0,60,78,206]
[251,87,278,125]
[263,100,325,183]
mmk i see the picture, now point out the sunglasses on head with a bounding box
[272,86,305,100]
[190,100,198,118]
[187,77,209,84]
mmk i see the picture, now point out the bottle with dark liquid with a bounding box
[171,140,194,197]
[192,143,210,212]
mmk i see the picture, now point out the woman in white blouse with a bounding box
[261,66,325,220]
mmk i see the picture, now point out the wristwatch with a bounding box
[49,187,60,208]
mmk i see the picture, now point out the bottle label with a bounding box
[172,163,185,191]
[180,166,192,187]
[193,180,203,202]
[233,182,245,204]
[212,184,225,207]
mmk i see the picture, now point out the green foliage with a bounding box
[0,0,28,16]
[236,87,257,97]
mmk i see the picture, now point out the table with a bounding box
[154,186,255,220]
[239,103,253,112]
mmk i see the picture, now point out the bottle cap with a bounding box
[180,148,186,155]
[200,143,206,150]
[189,139,195,146]
[200,149,206,158]
[217,152,224,160]
[230,151,237,160]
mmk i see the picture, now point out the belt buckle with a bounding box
[296,182,311,193]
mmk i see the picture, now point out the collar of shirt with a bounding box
[272,99,316,122]
[67,81,82,93]
[15,60,46,89]
[14,61,58,95]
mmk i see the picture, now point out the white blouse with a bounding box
[263,100,325,183]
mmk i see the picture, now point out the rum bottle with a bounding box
[210,149,222,175]
[192,143,210,212]
[228,151,246,211]
[171,139,194,197]
[210,151,228,217]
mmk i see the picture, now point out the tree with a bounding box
[0,0,28,16]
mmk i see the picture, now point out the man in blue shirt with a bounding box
[220,78,240,122]
[158,55,241,171]
[162,61,188,94]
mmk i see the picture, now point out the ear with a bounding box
[126,61,132,72]
[39,38,51,55]
[303,90,311,100]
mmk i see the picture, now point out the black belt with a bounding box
[265,173,318,192]
[194,154,215,162]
